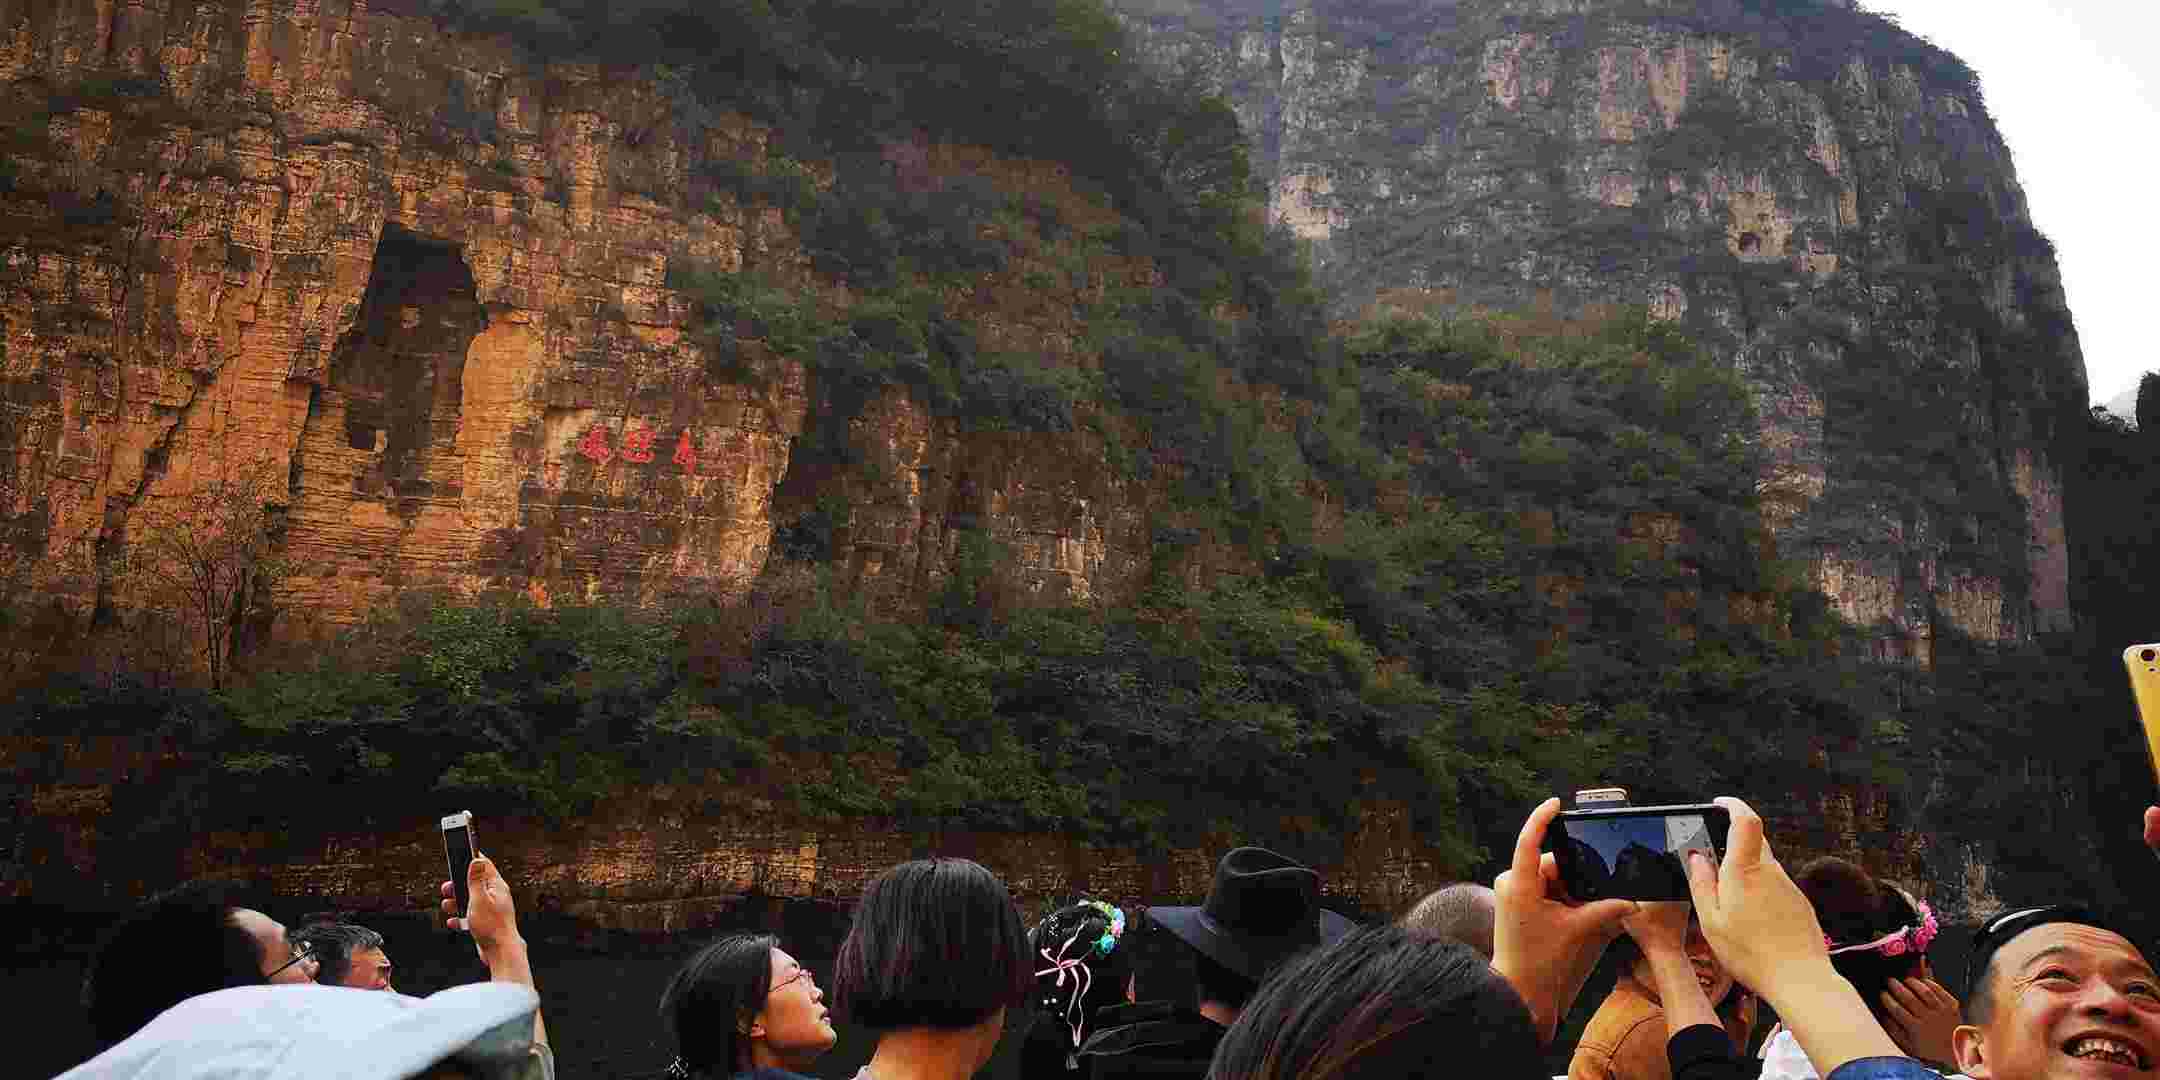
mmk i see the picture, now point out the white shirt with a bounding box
[1758,1026,1970,1080]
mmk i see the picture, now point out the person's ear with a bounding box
[1953,1024,1988,1078]
[745,1013,767,1040]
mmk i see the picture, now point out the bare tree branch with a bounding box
[120,459,291,690]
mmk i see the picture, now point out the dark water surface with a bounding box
[8,899,1033,1080]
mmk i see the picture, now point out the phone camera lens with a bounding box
[2144,648,2158,663]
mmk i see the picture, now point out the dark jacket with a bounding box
[1022,1011,1095,1080]
[1074,1002,1223,1080]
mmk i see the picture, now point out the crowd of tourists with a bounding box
[55,797,2160,1080]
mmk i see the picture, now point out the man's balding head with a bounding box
[1400,883,1497,960]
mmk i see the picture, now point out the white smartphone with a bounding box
[441,811,476,926]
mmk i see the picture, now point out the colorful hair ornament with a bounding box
[1824,897,1939,958]
[1081,900,1126,954]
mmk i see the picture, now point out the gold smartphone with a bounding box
[2128,644,2160,782]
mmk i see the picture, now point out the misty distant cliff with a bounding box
[1120,0,2088,659]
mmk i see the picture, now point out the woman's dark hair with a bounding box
[82,880,266,1048]
[1024,900,1134,1063]
[1207,924,1542,1080]
[1797,856,1928,1020]
[659,933,779,1078]
[834,858,1031,1031]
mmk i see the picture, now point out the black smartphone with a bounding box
[441,811,476,925]
[1542,803,1730,902]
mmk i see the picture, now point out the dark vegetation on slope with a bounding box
[0,0,2142,914]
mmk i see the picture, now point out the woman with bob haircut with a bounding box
[1207,923,1545,1078]
[834,858,1033,1080]
[658,933,837,1080]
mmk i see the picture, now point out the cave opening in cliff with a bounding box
[319,222,486,507]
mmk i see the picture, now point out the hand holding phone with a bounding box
[1491,796,1642,1045]
[441,811,476,927]
[2126,645,2160,783]
[1681,796,1903,1075]
[1622,898,1695,954]
[1543,802,1730,902]
[2127,646,2160,862]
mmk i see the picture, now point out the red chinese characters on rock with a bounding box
[574,422,701,471]
[620,426,657,464]
[577,425,613,464]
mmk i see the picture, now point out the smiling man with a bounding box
[1955,906,2160,1080]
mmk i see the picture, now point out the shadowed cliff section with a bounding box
[1116,0,2088,663]
[323,223,485,514]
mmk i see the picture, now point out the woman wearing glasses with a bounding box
[658,934,838,1080]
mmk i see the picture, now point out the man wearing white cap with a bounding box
[60,852,551,1080]
[54,982,547,1080]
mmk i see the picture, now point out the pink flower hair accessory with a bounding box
[1823,898,1938,958]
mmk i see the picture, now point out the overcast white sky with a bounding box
[1862,0,2159,406]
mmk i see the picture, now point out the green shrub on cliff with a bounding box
[2,307,1904,875]
[426,0,1261,305]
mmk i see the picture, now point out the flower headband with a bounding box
[1081,900,1126,956]
[1033,902,1127,1068]
[1825,897,1938,958]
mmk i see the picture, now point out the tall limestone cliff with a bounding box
[1116,0,2088,661]
[0,0,1171,631]
[0,0,2084,927]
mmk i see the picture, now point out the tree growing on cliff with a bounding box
[121,460,291,691]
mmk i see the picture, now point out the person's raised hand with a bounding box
[1880,976,1961,1066]
[440,852,523,954]
[439,850,546,1048]
[1680,796,1829,994]
[1622,899,1693,957]
[1683,797,1902,1074]
[1492,796,1639,1045]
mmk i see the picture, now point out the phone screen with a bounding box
[442,816,475,923]
[1555,810,1719,901]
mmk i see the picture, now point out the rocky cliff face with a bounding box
[0,0,2085,662]
[1116,0,2087,660]
[0,0,1164,631]
[0,0,2081,921]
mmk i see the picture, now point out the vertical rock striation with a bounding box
[1116,0,2087,659]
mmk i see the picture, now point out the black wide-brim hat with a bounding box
[1149,846,1357,981]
